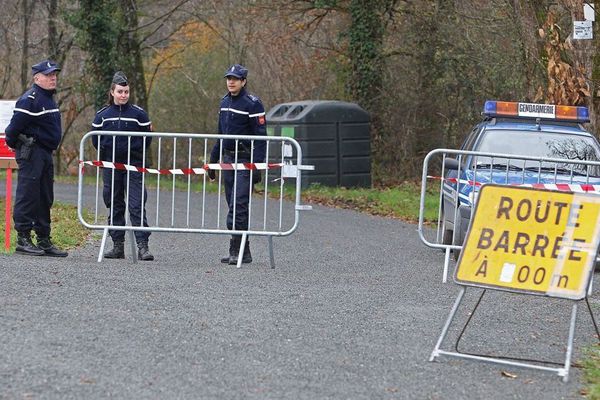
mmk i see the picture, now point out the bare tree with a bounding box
[20,0,33,91]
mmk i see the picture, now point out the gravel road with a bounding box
[0,181,598,399]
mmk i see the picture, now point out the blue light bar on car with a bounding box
[483,100,590,123]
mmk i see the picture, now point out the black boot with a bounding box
[37,236,68,257]
[222,236,241,264]
[15,232,44,256]
[228,237,252,265]
[137,241,154,261]
[104,240,125,259]
[221,237,238,263]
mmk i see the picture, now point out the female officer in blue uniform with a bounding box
[209,64,267,265]
[91,71,154,261]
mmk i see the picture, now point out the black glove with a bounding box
[207,152,219,180]
[252,170,261,185]
[208,168,216,180]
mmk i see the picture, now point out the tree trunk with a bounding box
[510,0,547,101]
[119,0,148,111]
[20,0,31,91]
[47,0,59,60]
[348,0,389,186]
[593,2,600,136]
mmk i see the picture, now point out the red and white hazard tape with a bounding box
[79,160,283,175]
[428,175,600,193]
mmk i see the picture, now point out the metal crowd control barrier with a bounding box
[418,148,600,282]
[77,131,314,268]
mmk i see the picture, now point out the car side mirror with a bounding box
[444,158,459,170]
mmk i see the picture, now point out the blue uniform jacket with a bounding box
[5,84,62,150]
[91,102,152,163]
[210,87,267,162]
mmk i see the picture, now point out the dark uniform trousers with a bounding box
[102,167,150,243]
[223,152,252,231]
[14,145,54,236]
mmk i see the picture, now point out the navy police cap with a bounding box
[31,60,61,75]
[224,64,248,79]
[112,71,128,86]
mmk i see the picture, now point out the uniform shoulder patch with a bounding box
[23,88,36,100]
[247,94,260,102]
[96,105,108,114]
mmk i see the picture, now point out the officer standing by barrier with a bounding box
[91,71,154,261]
[4,59,67,257]
[209,64,266,265]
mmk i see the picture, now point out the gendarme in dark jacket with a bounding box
[91,102,152,164]
[210,87,266,162]
[5,83,62,150]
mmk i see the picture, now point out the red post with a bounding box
[4,167,11,252]
[0,101,18,251]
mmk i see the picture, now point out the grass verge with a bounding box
[56,174,441,224]
[296,182,440,223]
[0,197,93,254]
[584,345,600,399]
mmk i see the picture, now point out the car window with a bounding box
[461,126,480,151]
[473,129,600,176]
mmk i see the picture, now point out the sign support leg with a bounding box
[585,297,600,342]
[560,303,578,382]
[430,287,466,361]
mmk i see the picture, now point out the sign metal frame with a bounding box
[430,184,600,382]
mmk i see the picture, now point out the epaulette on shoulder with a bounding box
[221,93,229,100]
[132,104,145,112]
[96,105,108,114]
[24,88,36,100]
[247,94,260,102]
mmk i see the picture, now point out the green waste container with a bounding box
[266,100,371,188]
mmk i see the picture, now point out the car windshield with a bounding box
[472,129,600,176]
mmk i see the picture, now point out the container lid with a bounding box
[266,100,370,123]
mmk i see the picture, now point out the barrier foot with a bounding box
[236,232,248,269]
[128,230,137,264]
[98,228,109,263]
[443,248,451,283]
[268,236,275,269]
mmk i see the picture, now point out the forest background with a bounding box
[1,0,599,187]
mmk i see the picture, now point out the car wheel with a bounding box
[452,246,461,262]
[442,228,453,245]
[444,229,461,261]
[452,217,463,261]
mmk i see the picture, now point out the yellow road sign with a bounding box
[455,184,600,299]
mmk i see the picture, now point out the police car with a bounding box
[442,100,600,257]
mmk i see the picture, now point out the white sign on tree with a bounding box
[0,100,16,133]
